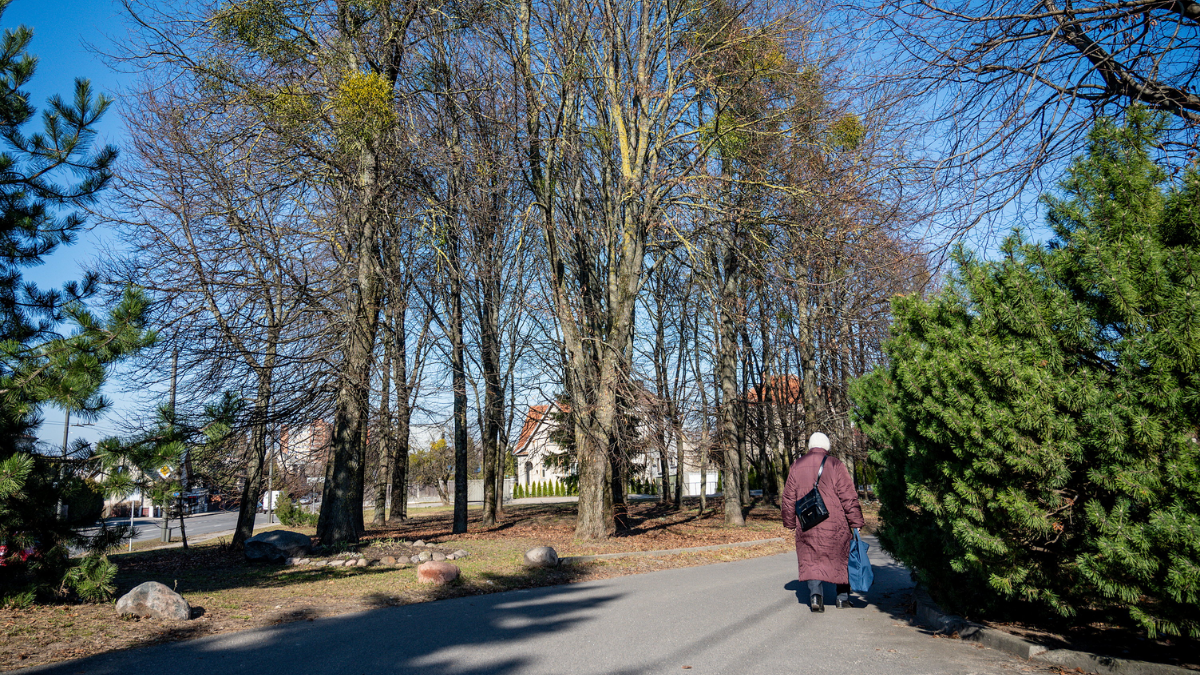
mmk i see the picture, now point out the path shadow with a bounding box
[24,568,626,675]
[777,536,931,634]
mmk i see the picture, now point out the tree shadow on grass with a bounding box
[26,567,627,675]
[369,499,782,543]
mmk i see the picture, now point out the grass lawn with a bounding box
[3,497,862,671]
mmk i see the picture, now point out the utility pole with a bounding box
[267,438,274,524]
[171,350,189,550]
[161,350,178,544]
[56,409,70,522]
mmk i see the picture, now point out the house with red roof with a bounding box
[512,402,573,489]
[512,400,721,496]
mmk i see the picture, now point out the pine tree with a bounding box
[0,3,153,603]
[852,108,1200,637]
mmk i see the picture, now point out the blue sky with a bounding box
[7,0,139,447]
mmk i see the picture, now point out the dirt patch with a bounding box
[1,498,795,672]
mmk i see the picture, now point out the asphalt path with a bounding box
[21,536,1050,675]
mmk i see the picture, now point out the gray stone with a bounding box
[432,552,446,562]
[311,559,327,566]
[414,540,426,547]
[410,555,421,564]
[244,530,313,563]
[418,551,432,562]
[451,549,468,559]
[524,546,559,568]
[328,559,345,567]
[116,581,191,621]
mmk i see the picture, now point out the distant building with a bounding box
[512,401,719,496]
[513,403,572,488]
[280,421,332,472]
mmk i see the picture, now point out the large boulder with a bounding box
[417,561,460,585]
[116,581,191,621]
[524,546,559,568]
[244,530,313,563]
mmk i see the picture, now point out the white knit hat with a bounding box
[808,432,830,451]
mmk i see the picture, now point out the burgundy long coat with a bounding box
[781,448,865,584]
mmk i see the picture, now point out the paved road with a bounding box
[88,510,246,546]
[22,537,1050,675]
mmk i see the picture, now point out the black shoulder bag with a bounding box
[794,455,830,532]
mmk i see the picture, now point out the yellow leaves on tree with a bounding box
[212,0,294,58]
[829,114,866,151]
[331,70,395,143]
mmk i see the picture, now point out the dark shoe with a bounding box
[836,597,852,609]
[809,594,824,612]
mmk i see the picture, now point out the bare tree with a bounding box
[857,0,1199,230]
[101,76,338,547]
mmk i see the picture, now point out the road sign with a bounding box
[157,465,173,479]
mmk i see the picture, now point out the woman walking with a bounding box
[782,432,866,612]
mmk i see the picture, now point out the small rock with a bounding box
[297,558,310,565]
[328,559,344,567]
[432,552,446,562]
[381,556,397,565]
[356,558,368,567]
[417,561,460,585]
[410,555,421,564]
[445,553,457,560]
[311,560,327,566]
[413,540,426,547]
[285,557,297,565]
[524,546,559,568]
[116,581,191,621]
[451,549,468,559]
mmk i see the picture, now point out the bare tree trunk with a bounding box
[671,295,689,508]
[696,306,712,516]
[479,248,503,526]
[451,221,469,534]
[717,241,745,526]
[318,242,382,546]
[650,276,673,503]
[232,373,271,548]
[739,328,751,506]
[372,329,393,526]
[388,303,411,522]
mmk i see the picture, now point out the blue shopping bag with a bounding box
[848,529,874,593]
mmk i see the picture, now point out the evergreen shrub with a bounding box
[851,109,1200,638]
[275,493,317,527]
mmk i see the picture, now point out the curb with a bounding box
[912,588,1192,675]
[559,537,786,565]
